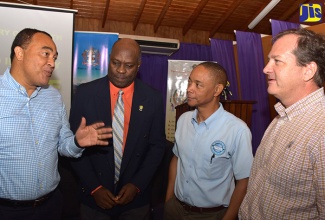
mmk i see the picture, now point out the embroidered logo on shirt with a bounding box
[211,141,226,156]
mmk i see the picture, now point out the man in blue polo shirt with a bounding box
[164,62,253,220]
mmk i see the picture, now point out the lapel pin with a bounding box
[139,105,143,111]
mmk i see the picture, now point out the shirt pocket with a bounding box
[197,152,231,180]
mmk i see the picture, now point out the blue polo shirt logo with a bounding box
[211,141,226,156]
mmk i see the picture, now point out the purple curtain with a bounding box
[138,42,212,115]
[138,54,168,116]
[271,19,301,38]
[235,31,271,154]
[210,38,239,99]
[171,42,212,61]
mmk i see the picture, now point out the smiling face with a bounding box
[108,38,140,88]
[13,32,57,94]
[263,34,308,107]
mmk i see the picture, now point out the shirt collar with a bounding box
[4,67,41,96]
[109,81,135,96]
[191,103,225,129]
[275,88,324,120]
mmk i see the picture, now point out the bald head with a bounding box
[112,38,141,63]
[108,38,142,88]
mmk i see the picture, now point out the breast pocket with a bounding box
[197,152,231,180]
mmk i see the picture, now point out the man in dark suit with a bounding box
[69,38,166,219]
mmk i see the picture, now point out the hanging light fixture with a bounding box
[248,0,281,29]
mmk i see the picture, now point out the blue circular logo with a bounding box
[211,141,226,156]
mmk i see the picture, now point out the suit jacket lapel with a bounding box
[95,76,114,170]
[95,76,112,126]
[120,80,147,175]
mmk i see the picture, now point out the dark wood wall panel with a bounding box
[74,17,234,45]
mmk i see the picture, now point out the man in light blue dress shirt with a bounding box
[0,28,112,220]
[164,62,253,220]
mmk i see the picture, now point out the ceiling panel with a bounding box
[1,0,317,37]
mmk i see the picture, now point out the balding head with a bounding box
[112,38,141,63]
[108,38,142,88]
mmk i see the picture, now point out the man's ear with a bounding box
[303,61,317,82]
[137,61,141,71]
[214,84,224,97]
[14,46,24,61]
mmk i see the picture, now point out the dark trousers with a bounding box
[80,203,150,220]
[163,196,227,220]
[0,189,63,220]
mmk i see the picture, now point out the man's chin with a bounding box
[187,101,196,107]
[267,85,278,95]
[39,81,50,88]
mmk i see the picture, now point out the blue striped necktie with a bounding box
[113,90,124,184]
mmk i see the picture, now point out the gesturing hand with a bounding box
[75,117,113,147]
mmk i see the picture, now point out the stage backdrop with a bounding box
[0,2,76,113]
[72,31,118,93]
[166,60,204,142]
